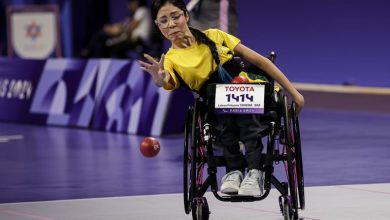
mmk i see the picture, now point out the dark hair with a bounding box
[151,0,220,64]
[151,0,187,22]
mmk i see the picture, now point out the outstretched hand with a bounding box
[139,53,168,87]
[292,92,305,115]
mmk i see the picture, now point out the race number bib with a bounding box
[214,84,265,114]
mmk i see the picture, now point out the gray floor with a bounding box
[0,183,389,220]
[1,87,390,220]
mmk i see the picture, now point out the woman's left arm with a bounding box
[234,43,305,113]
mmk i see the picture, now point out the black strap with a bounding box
[221,57,242,77]
[172,58,243,97]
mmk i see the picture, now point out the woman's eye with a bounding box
[159,19,168,24]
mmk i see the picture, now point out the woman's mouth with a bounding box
[169,31,181,37]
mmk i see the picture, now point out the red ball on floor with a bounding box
[140,137,160,157]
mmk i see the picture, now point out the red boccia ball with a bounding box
[231,75,249,84]
[140,137,160,157]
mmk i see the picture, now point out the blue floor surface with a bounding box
[0,108,389,203]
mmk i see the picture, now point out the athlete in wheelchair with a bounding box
[139,1,305,219]
[182,67,305,219]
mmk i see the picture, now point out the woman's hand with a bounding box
[291,91,305,114]
[139,53,168,87]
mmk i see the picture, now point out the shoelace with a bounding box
[242,171,260,186]
[224,171,241,182]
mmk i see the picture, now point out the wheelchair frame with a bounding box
[183,82,305,220]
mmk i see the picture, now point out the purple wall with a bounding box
[237,0,390,87]
[109,0,390,87]
[3,0,389,87]
[109,0,129,23]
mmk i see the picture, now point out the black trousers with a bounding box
[216,114,267,173]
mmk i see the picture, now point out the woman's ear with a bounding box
[185,12,190,22]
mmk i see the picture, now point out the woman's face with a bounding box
[155,2,190,43]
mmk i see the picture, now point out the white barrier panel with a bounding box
[7,4,62,59]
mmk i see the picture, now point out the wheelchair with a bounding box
[182,54,305,220]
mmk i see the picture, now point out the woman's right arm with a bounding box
[139,53,170,87]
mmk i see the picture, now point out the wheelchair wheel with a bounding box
[191,197,210,220]
[281,95,299,218]
[282,199,291,220]
[183,105,193,214]
[183,106,196,214]
[183,100,202,215]
[291,102,305,210]
[279,195,293,220]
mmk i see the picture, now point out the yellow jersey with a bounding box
[163,29,240,91]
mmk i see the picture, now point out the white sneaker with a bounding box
[220,170,243,194]
[238,169,264,196]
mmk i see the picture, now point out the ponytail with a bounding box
[189,27,220,65]
[189,27,234,83]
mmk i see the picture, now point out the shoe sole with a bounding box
[221,187,239,194]
[238,189,261,196]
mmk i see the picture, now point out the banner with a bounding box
[7,5,62,59]
[0,57,194,136]
[0,58,45,121]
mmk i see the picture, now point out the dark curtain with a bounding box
[0,1,7,55]
[71,0,109,57]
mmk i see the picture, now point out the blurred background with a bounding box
[1,0,389,86]
[0,2,390,219]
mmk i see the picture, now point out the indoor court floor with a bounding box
[1,106,390,219]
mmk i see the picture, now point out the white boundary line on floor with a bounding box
[0,134,24,143]
[293,82,390,95]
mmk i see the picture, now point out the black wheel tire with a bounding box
[292,102,305,210]
[183,105,193,214]
[282,199,290,220]
[282,95,299,215]
[191,198,209,220]
[184,99,201,215]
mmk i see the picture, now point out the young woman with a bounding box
[139,0,304,196]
